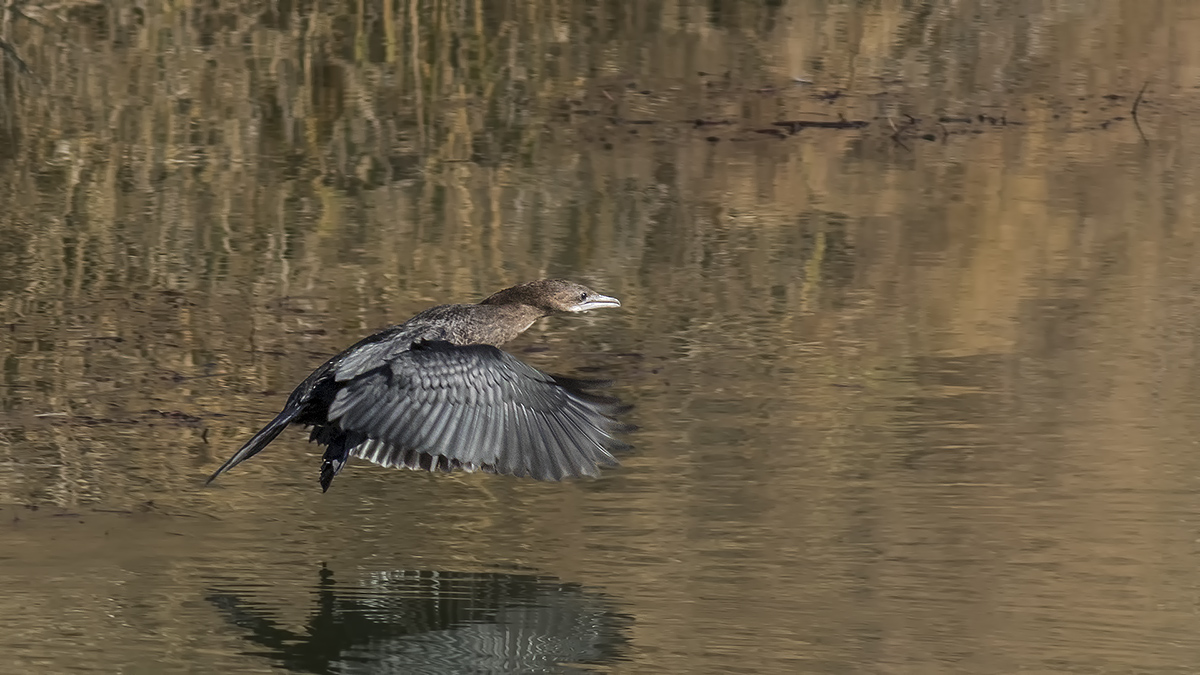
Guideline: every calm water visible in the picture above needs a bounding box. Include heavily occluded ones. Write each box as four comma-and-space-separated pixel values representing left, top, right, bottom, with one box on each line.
3, 1, 1200, 673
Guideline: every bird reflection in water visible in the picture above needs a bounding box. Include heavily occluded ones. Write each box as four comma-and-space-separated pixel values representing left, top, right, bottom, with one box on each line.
206, 566, 631, 674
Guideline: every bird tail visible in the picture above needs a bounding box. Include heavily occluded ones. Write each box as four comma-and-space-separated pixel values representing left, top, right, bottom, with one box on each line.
205, 411, 294, 485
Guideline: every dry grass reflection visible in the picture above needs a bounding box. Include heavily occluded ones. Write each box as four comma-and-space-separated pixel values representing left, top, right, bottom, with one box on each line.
2, 0, 1200, 673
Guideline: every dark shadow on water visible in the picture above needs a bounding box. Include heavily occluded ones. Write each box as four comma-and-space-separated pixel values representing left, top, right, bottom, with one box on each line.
206, 565, 632, 674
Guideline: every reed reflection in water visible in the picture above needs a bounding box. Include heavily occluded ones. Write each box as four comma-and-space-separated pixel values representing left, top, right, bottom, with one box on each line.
2, 0, 1200, 673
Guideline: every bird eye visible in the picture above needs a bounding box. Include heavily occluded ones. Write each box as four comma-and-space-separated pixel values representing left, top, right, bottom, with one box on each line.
579, 292, 587, 301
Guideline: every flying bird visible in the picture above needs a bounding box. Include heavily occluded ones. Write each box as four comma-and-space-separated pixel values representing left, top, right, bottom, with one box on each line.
206, 279, 631, 491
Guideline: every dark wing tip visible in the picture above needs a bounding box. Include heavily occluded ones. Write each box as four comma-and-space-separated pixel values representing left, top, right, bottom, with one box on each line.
551, 374, 615, 390
551, 375, 634, 417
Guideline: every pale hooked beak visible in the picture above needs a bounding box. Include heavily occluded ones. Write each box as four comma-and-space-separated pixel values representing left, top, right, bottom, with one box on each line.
571, 293, 621, 312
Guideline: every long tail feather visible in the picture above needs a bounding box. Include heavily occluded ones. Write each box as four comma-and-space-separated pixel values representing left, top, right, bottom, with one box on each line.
205, 411, 295, 485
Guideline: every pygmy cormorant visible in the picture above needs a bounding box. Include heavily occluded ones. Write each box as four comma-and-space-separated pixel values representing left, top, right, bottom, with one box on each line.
206, 279, 630, 492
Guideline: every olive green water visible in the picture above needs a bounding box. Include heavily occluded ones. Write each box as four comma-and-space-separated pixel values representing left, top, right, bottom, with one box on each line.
3, 1, 1200, 673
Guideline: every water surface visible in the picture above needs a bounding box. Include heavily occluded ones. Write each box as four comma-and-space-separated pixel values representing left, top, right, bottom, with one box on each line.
3, 1, 1200, 672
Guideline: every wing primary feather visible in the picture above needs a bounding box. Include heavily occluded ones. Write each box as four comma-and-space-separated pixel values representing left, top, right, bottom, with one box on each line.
559, 404, 609, 456
519, 403, 545, 478
529, 410, 562, 480
475, 404, 501, 465
521, 404, 554, 480
402, 400, 433, 449
501, 401, 525, 477
434, 397, 470, 457
544, 409, 593, 477
430, 394, 459, 453
444, 404, 477, 461
539, 410, 579, 479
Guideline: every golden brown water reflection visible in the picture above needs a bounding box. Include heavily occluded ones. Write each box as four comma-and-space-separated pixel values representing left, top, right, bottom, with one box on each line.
3, 0, 1200, 672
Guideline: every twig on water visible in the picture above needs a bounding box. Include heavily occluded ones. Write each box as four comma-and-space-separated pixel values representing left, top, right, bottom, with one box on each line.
888, 114, 918, 151
1131, 80, 1149, 144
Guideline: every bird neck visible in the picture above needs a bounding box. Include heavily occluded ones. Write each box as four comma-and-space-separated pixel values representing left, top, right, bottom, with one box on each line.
484, 303, 547, 343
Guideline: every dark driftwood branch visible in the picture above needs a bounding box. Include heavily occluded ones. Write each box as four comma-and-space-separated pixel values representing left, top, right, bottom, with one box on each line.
771, 119, 869, 134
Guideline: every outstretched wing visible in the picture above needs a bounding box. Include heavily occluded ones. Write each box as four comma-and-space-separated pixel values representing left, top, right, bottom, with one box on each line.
325, 341, 631, 481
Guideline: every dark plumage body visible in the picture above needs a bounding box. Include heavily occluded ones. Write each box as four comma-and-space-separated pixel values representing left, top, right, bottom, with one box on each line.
207, 280, 630, 492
